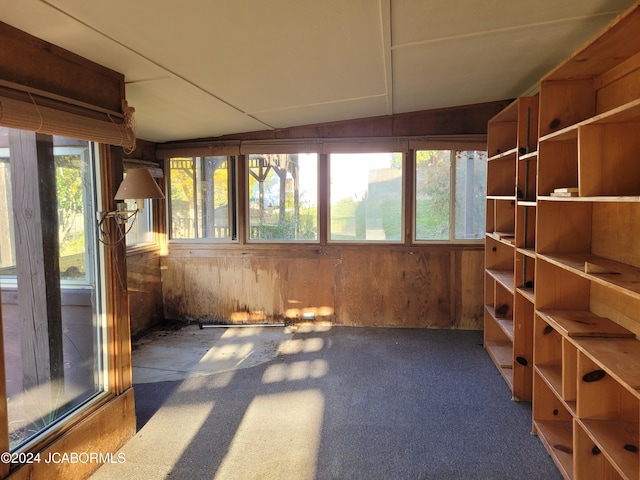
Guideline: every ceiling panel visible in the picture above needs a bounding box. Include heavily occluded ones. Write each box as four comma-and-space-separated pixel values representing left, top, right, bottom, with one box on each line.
126, 78, 270, 142
0, 0, 636, 142
391, 0, 634, 46
44, 0, 389, 112
392, 13, 632, 113
250, 94, 390, 130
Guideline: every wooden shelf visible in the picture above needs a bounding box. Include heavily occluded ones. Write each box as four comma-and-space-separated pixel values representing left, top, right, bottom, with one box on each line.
533, 420, 574, 480
486, 231, 516, 245
488, 148, 517, 161
538, 253, 640, 298
489, 6, 640, 478
538, 195, 640, 203
573, 337, 640, 399
519, 151, 538, 161
516, 287, 534, 304
516, 247, 536, 258
539, 98, 640, 144
537, 310, 634, 338
485, 96, 537, 401
578, 419, 639, 480
486, 268, 514, 293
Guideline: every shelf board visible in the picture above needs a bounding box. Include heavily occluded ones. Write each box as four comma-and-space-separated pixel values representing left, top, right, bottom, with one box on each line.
539, 125, 578, 143
516, 287, 535, 304
486, 231, 516, 245
517, 200, 536, 207
487, 148, 517, 161
538, 195, 640, 203
516, 247, 536, 259
539, 98, 640, 144
518, 151, 538, 161
537, 310, 634, 338
485, 340, 513, 369
535, 364, 563, 399
533, 420, 574, 480
485, 305, 514, 339
578, 418, 639, 480
486, 268, 515, 293
486, 195, 517, 201
537, 253, 640, 299
572, 337, 640, 399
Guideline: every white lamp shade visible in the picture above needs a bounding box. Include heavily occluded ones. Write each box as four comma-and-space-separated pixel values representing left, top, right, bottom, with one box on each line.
114, 168, 165, 200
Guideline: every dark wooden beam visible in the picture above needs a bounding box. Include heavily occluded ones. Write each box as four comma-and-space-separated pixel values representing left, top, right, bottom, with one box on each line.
8, 130, 63, 390
161, 100, 513, 149
0, 21, 124, 113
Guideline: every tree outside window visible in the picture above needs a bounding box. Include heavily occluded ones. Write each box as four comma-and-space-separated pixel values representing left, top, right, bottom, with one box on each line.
247, 153, 318, 241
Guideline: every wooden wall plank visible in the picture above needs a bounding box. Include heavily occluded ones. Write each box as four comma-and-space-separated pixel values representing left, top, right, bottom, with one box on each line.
157, 100, 510, 152
126, 249, 164, 337
0, 22, 124, 112
161, 244, 484, 329
8, 389, 136, 480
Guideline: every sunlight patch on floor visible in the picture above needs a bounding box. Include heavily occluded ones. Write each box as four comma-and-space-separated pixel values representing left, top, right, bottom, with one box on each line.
213, 389, 324, 480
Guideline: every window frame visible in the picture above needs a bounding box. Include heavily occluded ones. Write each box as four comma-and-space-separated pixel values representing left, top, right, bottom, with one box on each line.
166, 156, 238, 243
412, 149, 486, 245
327, 151, 406, 245
245, 152, 320, 244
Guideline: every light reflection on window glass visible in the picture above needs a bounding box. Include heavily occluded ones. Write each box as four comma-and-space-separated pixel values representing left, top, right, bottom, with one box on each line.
329, 152, 403, 242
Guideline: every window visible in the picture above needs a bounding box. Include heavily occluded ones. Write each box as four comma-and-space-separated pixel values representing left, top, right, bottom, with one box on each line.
0, 128, 106, 449
414, 150, 487, 241
168, 156, 235, 240
248, 153, 318, 241
124, 198, 153, 246
329, 152, 403, 242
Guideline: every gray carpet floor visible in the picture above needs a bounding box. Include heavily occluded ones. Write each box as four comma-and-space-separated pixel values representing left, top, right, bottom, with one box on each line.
92, 326, 562, 480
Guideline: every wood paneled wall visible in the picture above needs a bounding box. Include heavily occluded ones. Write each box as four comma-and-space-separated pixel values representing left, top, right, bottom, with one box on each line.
158, 104, 503, 331
127, 248, 164, 336
162, 244, 484, 329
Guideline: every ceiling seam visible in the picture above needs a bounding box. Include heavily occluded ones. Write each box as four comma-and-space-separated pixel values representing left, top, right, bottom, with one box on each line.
391, 9, 627, 50
246, 94, 389, 116
38, 0, 277, 131
380, 0, 393, 116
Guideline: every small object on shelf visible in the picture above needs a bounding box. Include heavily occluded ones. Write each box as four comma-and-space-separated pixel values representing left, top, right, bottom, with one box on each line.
553, 444, 573, 454
582, 369, 606, 382
550, 187, 578, 197
495, 304, 510, 317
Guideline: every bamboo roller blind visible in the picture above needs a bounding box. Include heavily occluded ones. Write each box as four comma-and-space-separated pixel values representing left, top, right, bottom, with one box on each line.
0, 87, 135, 149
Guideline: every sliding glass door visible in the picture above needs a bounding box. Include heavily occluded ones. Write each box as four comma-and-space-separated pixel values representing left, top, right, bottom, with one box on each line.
0, 127, 106, 450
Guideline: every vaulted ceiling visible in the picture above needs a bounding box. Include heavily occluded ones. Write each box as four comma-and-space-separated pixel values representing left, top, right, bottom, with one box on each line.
0, 0, 635, 143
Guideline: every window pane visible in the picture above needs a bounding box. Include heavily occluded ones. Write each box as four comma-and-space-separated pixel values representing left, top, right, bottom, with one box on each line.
248, 153, 318, 241
454, 150, 487, 240
329, 153, 403, 242
415, 150, 451, 241
1, 131, 104, 450
125, 198, 153, 246
169, 156, 233, 240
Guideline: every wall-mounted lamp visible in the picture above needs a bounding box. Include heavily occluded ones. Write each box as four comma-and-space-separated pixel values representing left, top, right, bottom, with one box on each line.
97, 168, 165, 245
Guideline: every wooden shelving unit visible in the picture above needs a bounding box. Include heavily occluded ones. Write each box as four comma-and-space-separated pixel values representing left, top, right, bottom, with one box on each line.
484, 95, 538, 401
485, 3, 640, 479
